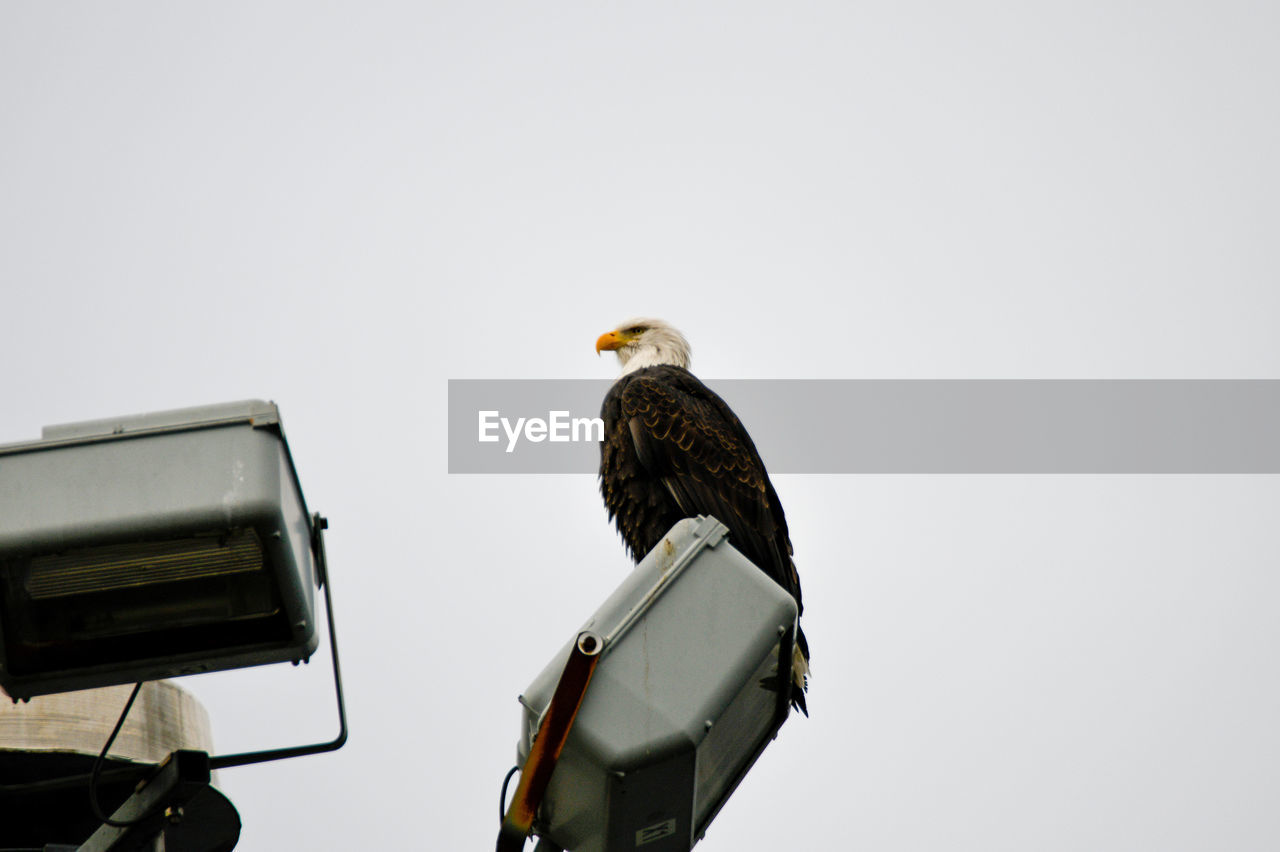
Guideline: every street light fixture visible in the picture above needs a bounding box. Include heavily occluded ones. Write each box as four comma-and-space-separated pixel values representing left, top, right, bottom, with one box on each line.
502, 516, 800, 852
0, 400, 320, 701
0, 400, 347, 850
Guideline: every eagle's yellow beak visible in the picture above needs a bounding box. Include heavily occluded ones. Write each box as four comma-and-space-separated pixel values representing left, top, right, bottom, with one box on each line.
595, 330, 626, 353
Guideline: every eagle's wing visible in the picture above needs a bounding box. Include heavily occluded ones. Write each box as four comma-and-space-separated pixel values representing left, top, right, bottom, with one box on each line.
618, 372, 803, 610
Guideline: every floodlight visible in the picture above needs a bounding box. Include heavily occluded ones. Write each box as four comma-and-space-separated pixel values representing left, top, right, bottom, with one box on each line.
505, 516, 799, 852
0, 401, 320, 701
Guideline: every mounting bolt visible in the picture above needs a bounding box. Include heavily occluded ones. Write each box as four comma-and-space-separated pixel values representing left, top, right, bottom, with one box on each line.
165, 805, 184, 824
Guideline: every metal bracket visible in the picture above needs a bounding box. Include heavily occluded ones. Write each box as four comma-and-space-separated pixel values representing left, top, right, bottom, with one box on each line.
206, 513, 348, 771
78, 750, 211, 851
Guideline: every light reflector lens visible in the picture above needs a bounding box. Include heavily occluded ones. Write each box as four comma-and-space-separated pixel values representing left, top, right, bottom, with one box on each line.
0, 528, 290, 678
26, 530, 264, 599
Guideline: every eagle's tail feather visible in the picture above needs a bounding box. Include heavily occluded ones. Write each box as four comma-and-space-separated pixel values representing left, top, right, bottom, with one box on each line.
791, 642, 810, 717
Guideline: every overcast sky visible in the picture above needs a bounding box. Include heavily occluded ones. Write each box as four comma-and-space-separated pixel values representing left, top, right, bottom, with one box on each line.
2, 2, 1278, 850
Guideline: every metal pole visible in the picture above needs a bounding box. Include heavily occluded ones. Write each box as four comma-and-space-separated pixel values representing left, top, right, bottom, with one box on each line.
497, 631, 604, 852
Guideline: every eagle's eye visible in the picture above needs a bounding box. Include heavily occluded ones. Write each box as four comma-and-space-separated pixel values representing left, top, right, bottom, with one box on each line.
626, 325, 646, 335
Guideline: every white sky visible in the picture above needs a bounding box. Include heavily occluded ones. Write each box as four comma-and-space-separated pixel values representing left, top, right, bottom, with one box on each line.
2, 2, 1278, 849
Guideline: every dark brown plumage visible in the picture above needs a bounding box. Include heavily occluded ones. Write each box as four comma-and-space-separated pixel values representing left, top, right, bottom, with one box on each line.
597, 357, 809, 715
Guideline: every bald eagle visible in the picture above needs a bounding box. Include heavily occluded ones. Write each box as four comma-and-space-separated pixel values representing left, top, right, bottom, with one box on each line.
596, 318, 810, 715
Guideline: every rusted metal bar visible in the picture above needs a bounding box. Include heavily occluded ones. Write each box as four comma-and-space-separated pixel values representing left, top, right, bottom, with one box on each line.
497, 630, 604, 852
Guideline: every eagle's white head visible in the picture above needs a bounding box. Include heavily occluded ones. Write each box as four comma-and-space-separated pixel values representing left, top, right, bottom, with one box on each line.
595, 318, 692, 375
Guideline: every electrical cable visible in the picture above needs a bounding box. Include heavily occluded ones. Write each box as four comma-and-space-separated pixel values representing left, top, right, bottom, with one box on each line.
88, 682, 155, 828
499, 765, 520, 824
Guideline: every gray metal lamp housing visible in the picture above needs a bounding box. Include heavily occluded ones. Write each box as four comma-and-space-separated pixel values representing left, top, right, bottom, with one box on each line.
517, 516, 799, 852
0, 400, 319, 701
